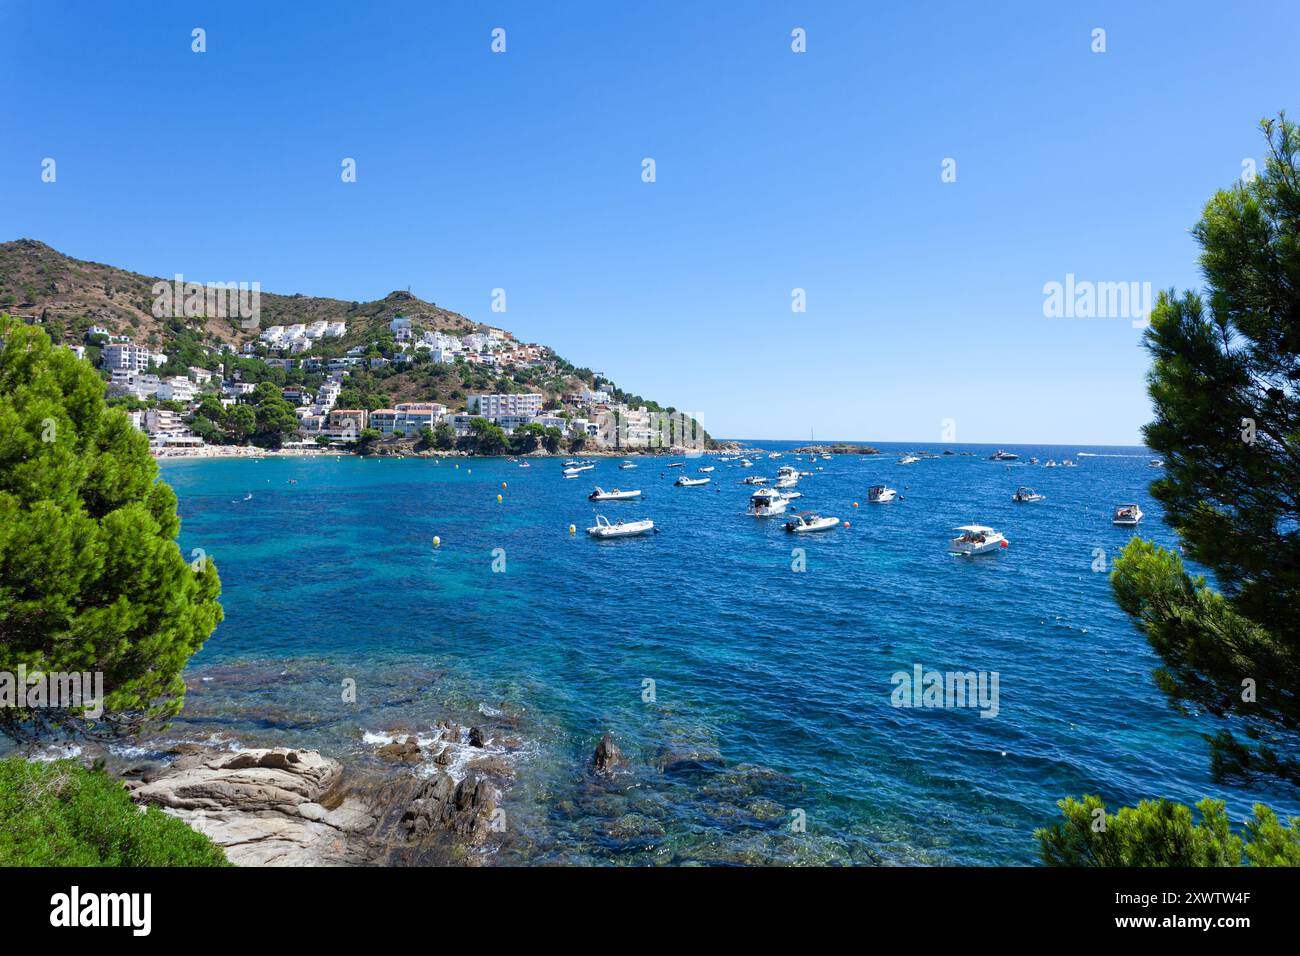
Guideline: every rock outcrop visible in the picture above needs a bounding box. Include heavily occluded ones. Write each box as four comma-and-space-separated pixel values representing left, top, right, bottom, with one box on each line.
401, 773, 499, 843
592, 733, 623, 773
126, 747, 373, 866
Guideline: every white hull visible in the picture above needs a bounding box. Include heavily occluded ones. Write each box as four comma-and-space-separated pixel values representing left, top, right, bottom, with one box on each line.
589, 489, 642, 501
587, 516, 654, 538
675, 477, 711, 487
786, 517, 840, 533
949, 538, 1004, 555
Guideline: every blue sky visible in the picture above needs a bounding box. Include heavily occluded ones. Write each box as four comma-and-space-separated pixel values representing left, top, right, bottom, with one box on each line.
2, 1, 1295, 443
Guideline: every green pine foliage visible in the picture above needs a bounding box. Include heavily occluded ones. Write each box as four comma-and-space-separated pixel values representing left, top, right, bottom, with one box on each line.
0, 315, 223, 740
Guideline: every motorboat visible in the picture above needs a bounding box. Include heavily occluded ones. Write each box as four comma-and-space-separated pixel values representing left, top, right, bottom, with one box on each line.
563, 463, 595, 477
746, 488, 790, 516
768, 452, 782, 459
1062, 459, 1077, 468
587, 515, 655, 539
739, 458, 754, 468
1011, 487, 1046, 503
1112, 504, 1143, 526
775, 475, 799, 489
739, 475, 769, 485
948, 524, 1007, 556
518, 460, 531, 468
1149, 459, 1163, 468
867, 485, 897, 503
989, 450, 1018, 461
898, 454, 920, 465
821, 455, 832, 461
1043, 460, 1058, 468
783, 511, 840, 533
698, 465, 715, 473
620, 461, 638, 470
666, 462, 684, 468
589, 486, 642, 501
1029, 457, 1039, 465
675, 475, 710, 487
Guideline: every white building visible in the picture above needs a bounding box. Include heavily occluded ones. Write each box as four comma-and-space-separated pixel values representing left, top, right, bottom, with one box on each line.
467, 393, 543, 419
101, 342, 164, 373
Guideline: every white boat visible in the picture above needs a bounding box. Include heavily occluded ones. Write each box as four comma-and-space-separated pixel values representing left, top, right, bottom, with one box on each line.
518, 461, 531, 468
1149, 459, 1163, 468
1062, 459, 1077, 468
739, 459, 754, 468
739, 475, 769, 485
563, 464, 594, 477
675, 475, 710, 487
1113, 504, 1143, 526
777, 464, 798, 478
1011, 486, 1046, 503
587, 514, 655, 539
948, 524, 1007, 556
782, 491, 802, 500
1043, 460, 1058, 468
867, 485, 897, 503
698, 465, 715, 473
775, 476, 798, 489
620, 461, 638, 470
589, 486, 642, 501
821, 455, 832, 461
783, 511, 840, 533
898, 454, 920, 465
989, 450, 1018, 461
768, 452, 781, 459
666, 462, 684, 469
746, 488, 790, 517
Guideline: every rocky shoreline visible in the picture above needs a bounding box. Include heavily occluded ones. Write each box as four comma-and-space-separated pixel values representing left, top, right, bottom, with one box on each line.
123, 721, 512, 866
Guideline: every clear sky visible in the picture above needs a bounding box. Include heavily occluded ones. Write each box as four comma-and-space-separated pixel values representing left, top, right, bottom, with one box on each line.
2, 1, 1295, 443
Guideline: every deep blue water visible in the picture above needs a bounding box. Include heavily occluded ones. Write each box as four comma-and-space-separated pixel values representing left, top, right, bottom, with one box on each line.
151, 441, 1298, 865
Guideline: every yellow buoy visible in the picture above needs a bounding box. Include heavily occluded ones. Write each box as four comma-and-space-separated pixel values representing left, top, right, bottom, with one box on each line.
568, 524, 576, 535
432, 536, 441, 548
496, 494, 503, 502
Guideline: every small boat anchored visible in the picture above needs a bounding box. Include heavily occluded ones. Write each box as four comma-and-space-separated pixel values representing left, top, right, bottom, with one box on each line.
783, 511, 841, 533
867, 485, 897, 503
620, 461, 638, 470
746, 488, 790, 517
1011, 487, 1046, 503
587, 515, 655, 539
989, 450, 1019, 461
948, 524, 1008, 556
675, 475, 711, 487
1112, 504, 1143, 526
589, 486, 642, 501
898, 454, 920, 465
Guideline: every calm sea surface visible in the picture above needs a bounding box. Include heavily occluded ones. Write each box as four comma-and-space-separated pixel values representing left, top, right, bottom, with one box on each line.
145, 441, 1297, 865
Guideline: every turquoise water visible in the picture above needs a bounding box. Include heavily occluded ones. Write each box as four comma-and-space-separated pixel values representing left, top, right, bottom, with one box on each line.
153, 442, 1297, 865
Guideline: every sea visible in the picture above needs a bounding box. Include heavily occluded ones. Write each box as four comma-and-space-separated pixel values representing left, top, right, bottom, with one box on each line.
98, 441, 1299, 864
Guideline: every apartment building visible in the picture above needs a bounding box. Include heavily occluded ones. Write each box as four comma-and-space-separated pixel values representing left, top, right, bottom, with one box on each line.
467, 393, 543, 419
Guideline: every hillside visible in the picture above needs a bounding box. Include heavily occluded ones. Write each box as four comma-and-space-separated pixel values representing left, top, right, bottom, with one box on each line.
0, 239, 477, 352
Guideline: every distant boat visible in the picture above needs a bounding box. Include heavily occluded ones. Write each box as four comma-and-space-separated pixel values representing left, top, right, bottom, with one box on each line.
563, 464, 594, 477
1149, 458, 1164, 468
739, 475, 768, 485
666, 462, 684, 468
898, 454, 920, 465
518, 461, 531, 468
698, 465, 715, 473
620, 461, 638, 470
989, 450, 1018, 461
1011, 487, 1046, 503
949, 524, 1007, 556
783, 511, 840, 533
1112, 504, 1143, 526
589, 486, 641, 501
675, 475, 710, 487
587, 515, 654, 539
867, 485, 897, 503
